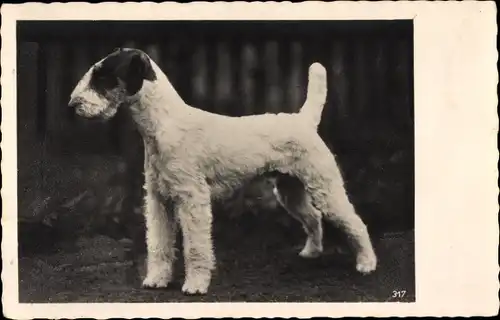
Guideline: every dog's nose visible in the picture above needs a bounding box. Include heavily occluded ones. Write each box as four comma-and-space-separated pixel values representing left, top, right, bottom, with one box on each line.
68, 99, 82, 109
69, 99, 86, 116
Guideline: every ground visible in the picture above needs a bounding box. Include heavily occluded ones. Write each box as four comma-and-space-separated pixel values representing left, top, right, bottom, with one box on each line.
17, 139, 415, 303
19, 228, 414, 303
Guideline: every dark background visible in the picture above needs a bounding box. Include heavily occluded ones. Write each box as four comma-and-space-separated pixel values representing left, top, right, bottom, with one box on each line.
17, 20, 415, 302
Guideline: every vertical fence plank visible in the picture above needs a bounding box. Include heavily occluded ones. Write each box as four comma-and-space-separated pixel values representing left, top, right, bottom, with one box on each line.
363, 39, 381, 122
162, 40, 180, 97
36, 42, 47, 137
17, 42, 40, 217
330, 40, 348, 119
373, 38, 388, 119
386, 38, 399, 127
386, 38, 413, 134
287, 41, 304, 113
17, 42, 39, 144
240, 42, 258, 116
214, 41, 232, 115
264, 41, 282, 113
353, 40, 368, 119
396, 38, 413, 133
45, 42, 65, 151
229, 38, 243, 117
192, 42, 208, 108
72, 42, 91, 86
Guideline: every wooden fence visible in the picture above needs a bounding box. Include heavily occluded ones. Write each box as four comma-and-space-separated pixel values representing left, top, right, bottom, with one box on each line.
17, 20, 413, 155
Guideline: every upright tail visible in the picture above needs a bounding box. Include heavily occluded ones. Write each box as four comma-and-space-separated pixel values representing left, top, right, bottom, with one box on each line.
299, 62, 327, 127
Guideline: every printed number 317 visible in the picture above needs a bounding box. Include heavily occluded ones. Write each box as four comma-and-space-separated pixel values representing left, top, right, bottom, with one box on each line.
392, 290, 406, 298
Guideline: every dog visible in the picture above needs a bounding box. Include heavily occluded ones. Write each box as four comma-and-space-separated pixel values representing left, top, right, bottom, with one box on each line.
69, 48, 377, 295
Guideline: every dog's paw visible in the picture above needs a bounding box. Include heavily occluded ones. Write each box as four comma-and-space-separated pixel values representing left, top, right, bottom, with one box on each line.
141, 274, 170, 289
182, 270, 211, 295
355, 252, 377, 274
181, 280, 209, 296
298, 238, 323, 259
299, 246, 323, 259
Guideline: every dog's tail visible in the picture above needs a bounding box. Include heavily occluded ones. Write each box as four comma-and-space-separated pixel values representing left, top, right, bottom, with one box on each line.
299, 62, 327, 127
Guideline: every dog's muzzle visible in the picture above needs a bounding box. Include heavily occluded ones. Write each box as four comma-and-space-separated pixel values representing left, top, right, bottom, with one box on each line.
68, 98, 88, 117
68, 98, 95, 118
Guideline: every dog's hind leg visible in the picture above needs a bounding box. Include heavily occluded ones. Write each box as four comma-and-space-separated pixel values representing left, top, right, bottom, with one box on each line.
304, 164, 377, 274
324, 188, 377, 274
176, 181, 215, 295
274, 174, 324, 258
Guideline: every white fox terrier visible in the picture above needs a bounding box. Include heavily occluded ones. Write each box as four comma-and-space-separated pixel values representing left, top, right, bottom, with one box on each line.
69, 48, 377, 295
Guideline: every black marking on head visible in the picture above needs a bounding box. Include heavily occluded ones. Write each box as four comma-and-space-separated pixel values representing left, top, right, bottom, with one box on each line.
89, 48, 157, 96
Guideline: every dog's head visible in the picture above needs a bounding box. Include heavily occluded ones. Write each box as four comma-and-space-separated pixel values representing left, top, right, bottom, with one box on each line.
68, 48, 157, 120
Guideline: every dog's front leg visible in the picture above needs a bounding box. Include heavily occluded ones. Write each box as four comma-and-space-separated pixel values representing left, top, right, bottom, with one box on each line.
141, 189, 178, 289
176, 185, 215, 295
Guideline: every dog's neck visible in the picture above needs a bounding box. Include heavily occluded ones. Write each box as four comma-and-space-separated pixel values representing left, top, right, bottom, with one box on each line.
127, 61, 191, 139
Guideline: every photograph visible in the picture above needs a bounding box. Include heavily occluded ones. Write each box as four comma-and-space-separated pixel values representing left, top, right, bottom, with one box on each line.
2, 2, 497, 318
16, 18, 415, 303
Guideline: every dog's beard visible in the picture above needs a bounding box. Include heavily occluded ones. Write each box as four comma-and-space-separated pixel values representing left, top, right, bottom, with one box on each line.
99, 104, 119, 120
75, 100, 119, 120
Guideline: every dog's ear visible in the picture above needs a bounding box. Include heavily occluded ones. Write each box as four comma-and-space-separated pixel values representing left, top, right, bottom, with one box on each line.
121, 51, 157, 95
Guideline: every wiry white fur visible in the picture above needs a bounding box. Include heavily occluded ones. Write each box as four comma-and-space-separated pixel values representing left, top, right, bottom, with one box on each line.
300, 62, 328, 126
70, 51, 377, 295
